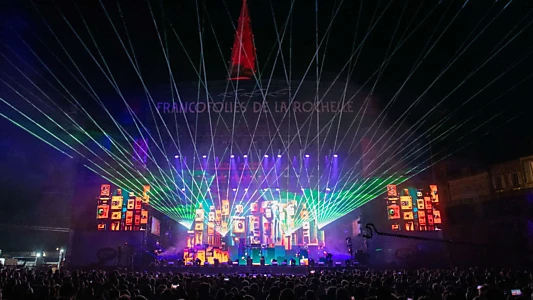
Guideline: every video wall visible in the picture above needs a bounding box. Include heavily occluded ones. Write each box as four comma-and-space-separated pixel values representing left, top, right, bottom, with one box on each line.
96, 184, 150, 232
189, 198, 324, 251
385, 184, 442, 231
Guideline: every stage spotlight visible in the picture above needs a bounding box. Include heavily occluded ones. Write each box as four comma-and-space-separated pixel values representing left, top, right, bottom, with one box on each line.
232, 188, 237, 192
230, 155, 234, 158
244, 188, 248, 192
305, 154, 310, 158
264, 154, 269, 158
326, 188, 331, 192
202, 155, 207, 158
243, 155, 248, 158
275, 188, 280, 191
333, 154, 338, 157
277, 154, 282, 158
263, 188, 268, 191
181, 188, 186, 191
174, 155, 179, 158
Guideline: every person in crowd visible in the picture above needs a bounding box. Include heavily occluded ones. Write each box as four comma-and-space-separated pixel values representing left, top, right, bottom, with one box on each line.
0, 267, 522, 300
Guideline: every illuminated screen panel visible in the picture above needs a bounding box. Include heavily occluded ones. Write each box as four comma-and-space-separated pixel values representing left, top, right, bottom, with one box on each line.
385, 184, 442, 231
151, 217, 161, 236
96, 184, 150, 231
179, 160, 327, 251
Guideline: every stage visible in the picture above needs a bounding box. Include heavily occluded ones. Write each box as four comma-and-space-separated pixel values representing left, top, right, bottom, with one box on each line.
67, 265, 364, 275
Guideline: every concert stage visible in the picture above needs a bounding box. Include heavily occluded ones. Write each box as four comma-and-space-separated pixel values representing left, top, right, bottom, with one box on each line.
75, 265, 363, 275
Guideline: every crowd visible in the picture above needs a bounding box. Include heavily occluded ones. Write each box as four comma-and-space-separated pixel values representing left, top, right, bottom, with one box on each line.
0, 267, 530, 300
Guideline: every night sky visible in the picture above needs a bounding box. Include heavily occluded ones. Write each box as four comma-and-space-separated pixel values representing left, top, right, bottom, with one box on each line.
0, 0, 532, 251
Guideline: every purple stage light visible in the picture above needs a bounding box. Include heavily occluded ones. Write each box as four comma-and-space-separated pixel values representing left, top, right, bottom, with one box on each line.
230, 155, 235, 158
333, 154, 338, 158
277, 154, 282, 158
243, 155, 248, 158
232, 188, 237, 192
305, 154, 310, 158
174, 155, 179, 158
244, 188, 248, 192
202, 155, 207, 158
264, 155, 269, 158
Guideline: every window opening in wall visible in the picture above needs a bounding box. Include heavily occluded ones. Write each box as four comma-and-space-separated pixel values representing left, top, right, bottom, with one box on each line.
495, 176, 503, 190
511, 173, 520, 187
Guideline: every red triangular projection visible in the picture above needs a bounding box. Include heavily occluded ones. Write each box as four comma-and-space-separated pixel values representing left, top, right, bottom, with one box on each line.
229, 0, 256, 80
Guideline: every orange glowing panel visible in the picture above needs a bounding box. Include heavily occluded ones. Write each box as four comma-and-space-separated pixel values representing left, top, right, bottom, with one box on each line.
97, 223, 106, 230
194, 222, 204, 231
427, 212, 434, 225
391, 224, 400, 231
142, 185, 150, 204
433, 210, 442, 224
126, 199, 134, 210
125, 211, 133, 225
215, 210, 221, 222
387, 185, 398, 197
400, 196, 412, 210
424, 197, 432, 210
403, 211, 414, 220
208, 212, 215, 222
97, 205, 109, 219
405, 222, 414, 231
221, 200, 230, 216
134, 214, 141, 225
116, 189, 122, 196
207, 222, 215, 235
387, 204, 400, 220
100, 184, 111, 197
430, 185, 439, 203
140, 210, 148, 224
111, 196, 123, 210
417, 199, 425, 210
418, 211, 426, 225
135, 197, 142, 210
235, 205, 244, 214
111, 211, 121, 220
111, 221, 121, 231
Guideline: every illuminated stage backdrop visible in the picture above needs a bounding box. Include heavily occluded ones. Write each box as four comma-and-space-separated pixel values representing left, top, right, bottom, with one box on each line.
157, 154, 408, 250
386, 184, 442, 231
96, 184, 151, 232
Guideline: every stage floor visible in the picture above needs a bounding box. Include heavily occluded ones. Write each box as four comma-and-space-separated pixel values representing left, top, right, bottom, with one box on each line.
67, 265, 363, 275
